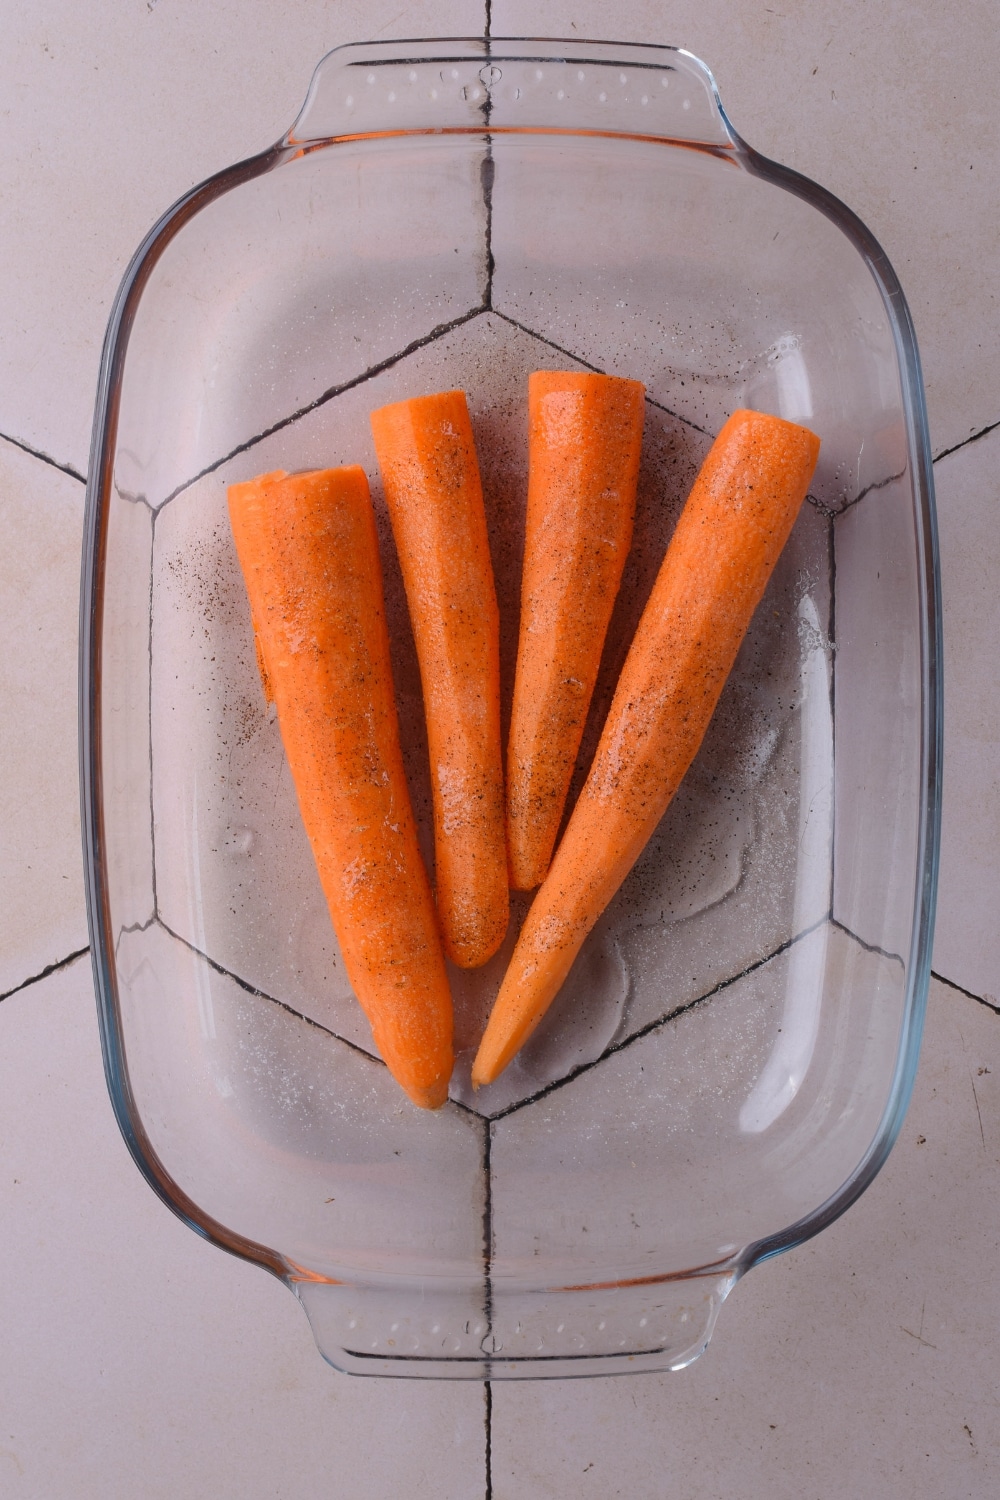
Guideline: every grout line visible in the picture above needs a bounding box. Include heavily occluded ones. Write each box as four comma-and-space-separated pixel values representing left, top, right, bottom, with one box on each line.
114, 485, 157, 513
0, 946, 91, 1004
823, 467, 907, 520
484, 1, 492, 43
488, 310, 710, 435
484, 1377, 493, 1500
481, 1110, 495, 1488
114, 915, 157, 962
155, 917, 382, 1058
643, 395, 710, 435
155, 305, 486, 510
481, 140, 495, 310
933, 417, 1000, 465
828, 509, 838, 913
931, 969, 1000, 1017
487, 915, 830, 1121
481, 17, 494, 307
151, 917, 484, 1117
491, 309, 608, 372
0, 429, 86, 485
828, 915, 904, 967
481, 1120, 494, 1356
148, 505, 159, 917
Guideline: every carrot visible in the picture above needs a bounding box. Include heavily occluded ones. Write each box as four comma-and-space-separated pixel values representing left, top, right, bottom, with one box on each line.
227, 465, 454, 1109
507, 370, 645, 890
472, 409, 821, 1086
370, 390, 508, 969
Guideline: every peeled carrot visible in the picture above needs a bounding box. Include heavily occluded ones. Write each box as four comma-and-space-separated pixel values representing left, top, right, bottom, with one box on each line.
370, 391, 508, 969
227, 465, 453, 1109
507, 370, 645, 890
472, 409, 821, 1086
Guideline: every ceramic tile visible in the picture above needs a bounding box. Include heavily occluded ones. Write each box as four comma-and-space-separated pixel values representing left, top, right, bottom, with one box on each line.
113, 924, 487, 1301
933, 426, 1000, 1002
0, 957, 488, 1500
486, 924, 904, 1366
831, 475, 923, 961
112, 133, 490, 512
0, 0, 489, 476
490, 978, 1000, 1498
144, 309, 830, 1115
491, 0, 1000, 457
0, 438, 87, 996
489, 123, 905, 513
3, 0, 997, 1486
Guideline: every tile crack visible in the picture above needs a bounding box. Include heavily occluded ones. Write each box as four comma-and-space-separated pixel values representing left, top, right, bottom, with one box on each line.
0, 946, 90, 1003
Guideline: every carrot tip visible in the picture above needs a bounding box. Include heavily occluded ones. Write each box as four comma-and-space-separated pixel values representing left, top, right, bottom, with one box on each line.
408, 1079, 450, 1110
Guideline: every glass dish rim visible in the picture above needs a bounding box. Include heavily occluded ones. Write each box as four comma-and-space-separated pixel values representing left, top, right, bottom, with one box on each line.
78, 33, 943, 1314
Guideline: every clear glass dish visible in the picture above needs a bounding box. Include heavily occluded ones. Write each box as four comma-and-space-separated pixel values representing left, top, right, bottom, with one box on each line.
80, 37, 941, 1379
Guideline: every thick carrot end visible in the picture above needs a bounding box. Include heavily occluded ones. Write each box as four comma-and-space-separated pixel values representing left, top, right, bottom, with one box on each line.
370, 389, 472, 449
726, 408, 821, 473
527, 369, 646, 405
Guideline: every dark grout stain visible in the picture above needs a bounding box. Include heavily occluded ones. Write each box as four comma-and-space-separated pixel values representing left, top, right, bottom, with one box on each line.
931, 968, 1000, 1017
0, 429, 86, 486
933, 417, 1000, 466
0, 946, 91, 1004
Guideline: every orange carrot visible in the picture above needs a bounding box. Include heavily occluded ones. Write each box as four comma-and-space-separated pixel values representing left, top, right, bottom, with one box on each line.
472, 409, 820, 1086
227, 465, 453, 1109
370, 391, 508, 969
507, 370, 645, 890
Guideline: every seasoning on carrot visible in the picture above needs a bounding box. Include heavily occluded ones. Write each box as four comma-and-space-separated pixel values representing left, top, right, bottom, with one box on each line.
507, 370, 646, 890
472, 409, 821, 1087
227, 465, 454, 1109
370, 390, 509, 970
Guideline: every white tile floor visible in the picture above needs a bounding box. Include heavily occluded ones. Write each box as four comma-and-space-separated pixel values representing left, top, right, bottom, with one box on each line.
1, 2, 998, 1495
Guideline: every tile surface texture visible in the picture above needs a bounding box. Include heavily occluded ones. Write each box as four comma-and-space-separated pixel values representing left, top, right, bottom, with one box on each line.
0, 438, 87, 996
490, 980, 1000, 1500
492, 0, 998, 459
0, 0, 487, 476
1, 0, 998, 1496
933, 425, 1000, 1002
0, 959, 487, 1500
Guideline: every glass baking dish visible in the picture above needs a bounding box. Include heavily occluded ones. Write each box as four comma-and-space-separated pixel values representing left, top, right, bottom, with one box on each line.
80, 37, 940, 1378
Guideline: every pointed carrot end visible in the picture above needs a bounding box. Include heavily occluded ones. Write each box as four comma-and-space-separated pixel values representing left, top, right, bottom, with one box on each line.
401, 1072, 451, 1110
471, 1022, 517, 1090
470, 1056, 492, 1091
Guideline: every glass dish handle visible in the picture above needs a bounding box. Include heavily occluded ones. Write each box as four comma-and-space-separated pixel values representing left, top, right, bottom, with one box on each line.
288, 37, 738, 149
